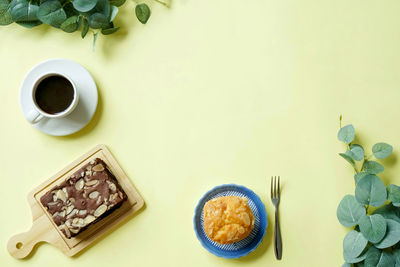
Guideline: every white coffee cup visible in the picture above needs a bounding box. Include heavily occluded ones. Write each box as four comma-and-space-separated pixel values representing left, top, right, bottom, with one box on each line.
26, 72, 79, 124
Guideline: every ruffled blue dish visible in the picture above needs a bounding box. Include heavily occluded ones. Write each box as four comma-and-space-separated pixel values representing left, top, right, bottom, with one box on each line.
193, 184, 268, 259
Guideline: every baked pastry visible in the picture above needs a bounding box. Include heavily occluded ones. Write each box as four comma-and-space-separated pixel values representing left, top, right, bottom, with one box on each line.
40, 158, 127, 238
203, 196, 255, 244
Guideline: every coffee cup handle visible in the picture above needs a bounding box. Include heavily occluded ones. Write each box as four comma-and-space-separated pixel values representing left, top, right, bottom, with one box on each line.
26, 109, 44, 124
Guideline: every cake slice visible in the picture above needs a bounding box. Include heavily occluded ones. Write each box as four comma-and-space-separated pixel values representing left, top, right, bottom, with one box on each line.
40, 158, 127, 238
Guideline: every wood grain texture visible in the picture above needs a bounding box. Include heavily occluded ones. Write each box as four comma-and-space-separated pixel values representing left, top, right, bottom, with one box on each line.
7, 144, 144, 259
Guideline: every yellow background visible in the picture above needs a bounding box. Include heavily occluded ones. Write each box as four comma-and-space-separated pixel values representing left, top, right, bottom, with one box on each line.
2, 0, 400, 266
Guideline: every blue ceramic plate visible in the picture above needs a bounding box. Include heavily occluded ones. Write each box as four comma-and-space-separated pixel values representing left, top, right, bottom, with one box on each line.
193, 184, 268, 258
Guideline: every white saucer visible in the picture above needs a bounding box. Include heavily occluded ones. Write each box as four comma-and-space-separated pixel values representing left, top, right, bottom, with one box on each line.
20, 59, 98, 136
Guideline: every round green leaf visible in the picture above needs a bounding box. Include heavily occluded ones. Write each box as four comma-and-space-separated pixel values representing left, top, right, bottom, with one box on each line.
0, 0, 13, 25
37, 0, 67, 28
355, 174, 387, 207
17, 20, 41, 28
339, 153, 355, 167
393, 248, 400, 266
355, 172, 368, 184
0, 11, 12, 25
338, 124, 355, 144
10, 0, 39, 22
88, 12, 108, 29
343, 230, 368, 261
101, 26, 119, 35
388, 184, 400, 207
342, 264, 351, 267
337, 195, 366, 227
135, 3, 150, 24
350, 144, 365, 161
72, 0, 97, 12
358, 214, 387, 243
92, 0, 110, 17
373, 143, 393, 159
374, 204, 400, 224
109, 0, 125, 7
365, 246, 395, 267
345, 252, 367, 264
345, 149, 356, 159
363, 161, 384, 174
0, 0, 9, 14
63, 2, 79, 17
81, 17, 89, 38
60, 15, 78, 33
375, 219, 400, 249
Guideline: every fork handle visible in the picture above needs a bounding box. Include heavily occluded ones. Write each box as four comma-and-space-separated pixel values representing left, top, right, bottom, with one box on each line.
274, 210, 282, 260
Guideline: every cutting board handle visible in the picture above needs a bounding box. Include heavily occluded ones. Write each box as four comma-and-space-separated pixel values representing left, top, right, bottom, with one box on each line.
7, 215, 54, 259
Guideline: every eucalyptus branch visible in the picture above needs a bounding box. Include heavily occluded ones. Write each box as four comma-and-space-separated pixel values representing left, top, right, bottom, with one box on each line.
0, 0, 158, 48
337, 117, 396, 265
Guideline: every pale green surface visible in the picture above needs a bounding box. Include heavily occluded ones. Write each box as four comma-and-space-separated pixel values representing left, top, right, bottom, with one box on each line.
2, 0, 400, 266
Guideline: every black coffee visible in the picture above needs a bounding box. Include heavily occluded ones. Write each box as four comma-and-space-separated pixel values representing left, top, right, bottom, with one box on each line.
35, 75, 74, 114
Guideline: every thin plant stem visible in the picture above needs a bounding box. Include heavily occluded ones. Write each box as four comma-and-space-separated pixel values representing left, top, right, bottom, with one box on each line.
154, 0, 168, 6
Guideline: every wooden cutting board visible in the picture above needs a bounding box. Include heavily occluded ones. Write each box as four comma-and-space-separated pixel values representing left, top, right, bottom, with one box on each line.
7, 144, 144, 259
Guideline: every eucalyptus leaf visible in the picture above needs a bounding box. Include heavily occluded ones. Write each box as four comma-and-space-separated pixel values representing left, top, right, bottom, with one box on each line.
374, 204, 400, 224
0, 0, 8, 14
17, 20, 41, 27
355, 174, 387, 207
363, 161, 384, 174
350, 144, 365, 161
0, 11, 12, 26
373, 143, 393, 159
92, 0, 110, 17
109, 0, 125, 7
355, 172, 368, 184
77, 15, 82, 29
63, 2, 79, 17
135, 3, 150, 24
60, 15, 78, 33
109, 5, 117, 22
88, 12, 107, 29
10, 0, 39, 22
388, 184, 400, 207
365, 246, 395, 267
101, 25, 119, 34
81, 17, 88, 38
343, 230, 368, 261
375, 219, 400, 249
358, 214, 387, 243
339, 153, 355, 168
72, 0, 97, 12
338, 124, 355, 144
345, 149, 357, 160
337, 195, 366, 227
0, 0, 13, 25
345, 252, 367, 264
393, 248, 400, 266
342, 264, 351, 267
37, 0, 66, 28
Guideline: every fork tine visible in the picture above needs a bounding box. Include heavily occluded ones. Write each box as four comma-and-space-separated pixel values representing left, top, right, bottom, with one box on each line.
270, 176, 273, 198
278, 176, 280, 198
273, 176, 277, 198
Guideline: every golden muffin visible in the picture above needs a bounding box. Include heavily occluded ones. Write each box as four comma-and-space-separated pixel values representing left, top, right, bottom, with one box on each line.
203, 196, 255, 244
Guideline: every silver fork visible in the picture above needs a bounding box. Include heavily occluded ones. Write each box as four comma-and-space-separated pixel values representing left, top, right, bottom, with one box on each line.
271, 176, 282, 260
